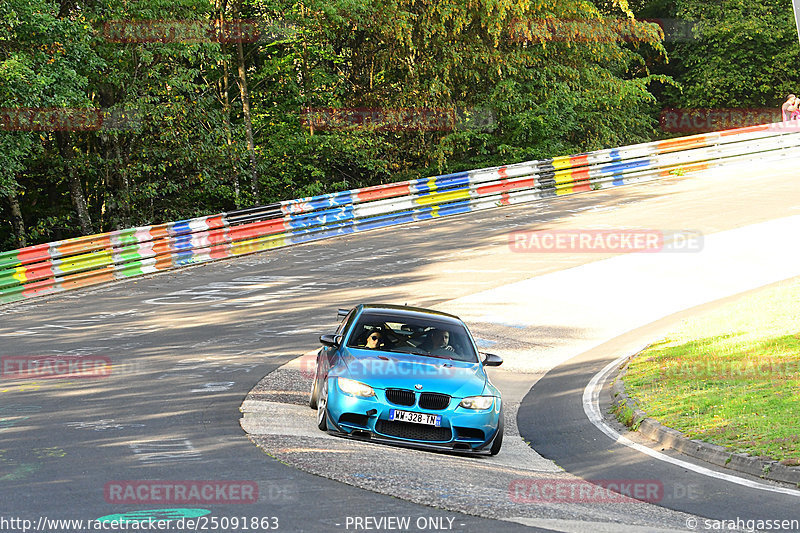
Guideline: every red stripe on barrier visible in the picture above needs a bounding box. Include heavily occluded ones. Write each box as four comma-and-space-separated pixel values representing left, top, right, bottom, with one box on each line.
17, 243, 51, 266
719, 124, 771, 137
476, 177, 537, 195
200, 227, 232, 260
55, 235, 112, 257
205, 215, 227, 230
21, 278, 57, 298
570, 154, 590, 168
656, 134, 712, 153
60, 267, 116, 290
355, 182, 413, 202
20, 262, 55, 283
206, 227, 229, 245
228, 218, 287, 241
208, 243, 232, 260
148, 224, 170, 241
154, 251, 173, 271
571, 168, 592, 192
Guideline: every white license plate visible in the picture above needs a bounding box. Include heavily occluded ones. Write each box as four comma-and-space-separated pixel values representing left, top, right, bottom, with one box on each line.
389, 409, 441, 426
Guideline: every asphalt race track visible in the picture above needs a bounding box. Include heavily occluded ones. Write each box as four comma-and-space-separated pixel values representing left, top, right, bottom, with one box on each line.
1, 159, 799, 532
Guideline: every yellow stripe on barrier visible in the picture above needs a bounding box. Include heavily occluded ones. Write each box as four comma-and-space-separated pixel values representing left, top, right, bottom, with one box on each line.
551, 156, 572, 170
55, 251, 113, 275
554, 169, 574, 195
414, 189, 471, 206
230, 234, 288, 256
13, 266, 27, 284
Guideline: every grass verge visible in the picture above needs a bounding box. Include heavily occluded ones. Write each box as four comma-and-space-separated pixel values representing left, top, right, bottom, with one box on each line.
622, 277, 800, 464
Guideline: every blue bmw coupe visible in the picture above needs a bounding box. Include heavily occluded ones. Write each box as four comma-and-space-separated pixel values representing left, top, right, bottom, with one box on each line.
309, 304, 504, 455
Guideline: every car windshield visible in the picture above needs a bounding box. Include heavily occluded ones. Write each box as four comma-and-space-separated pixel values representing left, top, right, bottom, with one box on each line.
346, 312, 479, 363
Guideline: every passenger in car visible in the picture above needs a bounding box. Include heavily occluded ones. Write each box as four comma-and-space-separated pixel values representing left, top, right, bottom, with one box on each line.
364, 329, 384, 349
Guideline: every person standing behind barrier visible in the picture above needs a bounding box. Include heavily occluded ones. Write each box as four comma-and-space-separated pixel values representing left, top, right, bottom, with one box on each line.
782, 94, 797, 122
792, 98, 800, 121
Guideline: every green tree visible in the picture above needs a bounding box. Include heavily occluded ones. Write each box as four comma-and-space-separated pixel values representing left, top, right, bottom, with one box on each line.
636, 0, 800, 109
2, 0, 672, 249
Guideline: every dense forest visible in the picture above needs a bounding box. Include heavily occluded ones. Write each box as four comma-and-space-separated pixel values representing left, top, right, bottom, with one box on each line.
1, 0, 798, 250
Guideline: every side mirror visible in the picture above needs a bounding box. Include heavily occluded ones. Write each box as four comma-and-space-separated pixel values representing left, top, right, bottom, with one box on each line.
337, 308, 350, 318
481, 352, 503, 367
320, 334, 341, 347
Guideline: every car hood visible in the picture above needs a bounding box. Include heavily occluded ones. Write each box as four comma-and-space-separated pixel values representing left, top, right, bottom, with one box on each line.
342, 350, 488, 398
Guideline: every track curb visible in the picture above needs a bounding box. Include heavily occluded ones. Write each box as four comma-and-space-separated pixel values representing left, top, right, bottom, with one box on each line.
611, 356, 800, 487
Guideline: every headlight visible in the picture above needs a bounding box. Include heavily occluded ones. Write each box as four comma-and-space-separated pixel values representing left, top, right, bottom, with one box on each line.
337, 378, 375, 397
459, 396, 494, 410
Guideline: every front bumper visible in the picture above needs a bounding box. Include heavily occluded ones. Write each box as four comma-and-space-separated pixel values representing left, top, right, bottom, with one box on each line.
324, 383, 501, 453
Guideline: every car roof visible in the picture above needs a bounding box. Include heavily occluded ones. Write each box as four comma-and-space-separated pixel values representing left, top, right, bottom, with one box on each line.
355, 304, 464, 325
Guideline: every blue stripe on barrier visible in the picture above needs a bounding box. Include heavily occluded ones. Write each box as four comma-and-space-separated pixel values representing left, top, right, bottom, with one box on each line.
412, 177, 434, 195
598, 159, 651, 175
435, 176, 470, 193
172, 234, 194, 251
415, 172, 471, 196
304, 192, 353, 211
289, 223, 356, 243
290, 218, 354, 236
356, 210, 418, 232
414, 206, 436, 221
436, 199, 472, 216
280, 181, 390, 214
171, 220, 192, 236
172, 249, 195, 266
435, 172, 470, 187
286, 205, 355, 229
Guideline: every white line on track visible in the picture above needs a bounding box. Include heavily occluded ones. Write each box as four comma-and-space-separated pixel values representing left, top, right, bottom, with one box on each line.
583, 348, 800, 498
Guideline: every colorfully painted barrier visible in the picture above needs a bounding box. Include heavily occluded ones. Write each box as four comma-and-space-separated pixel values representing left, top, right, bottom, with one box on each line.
2, 122, 799, 305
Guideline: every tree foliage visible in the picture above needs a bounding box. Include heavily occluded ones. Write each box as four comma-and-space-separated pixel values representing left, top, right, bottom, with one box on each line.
634, 0, 800, 108
12, 0, 775, 250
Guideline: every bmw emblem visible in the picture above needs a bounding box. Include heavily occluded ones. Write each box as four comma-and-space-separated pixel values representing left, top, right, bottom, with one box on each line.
414, 384, 423, 390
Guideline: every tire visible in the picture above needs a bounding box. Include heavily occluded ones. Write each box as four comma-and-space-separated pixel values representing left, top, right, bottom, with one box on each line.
308, 365, 320, 409
317, 378, 329, 431
489, 407, 504, 456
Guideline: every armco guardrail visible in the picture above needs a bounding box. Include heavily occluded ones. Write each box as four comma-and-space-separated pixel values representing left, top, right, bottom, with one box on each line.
2, 122, 800, 305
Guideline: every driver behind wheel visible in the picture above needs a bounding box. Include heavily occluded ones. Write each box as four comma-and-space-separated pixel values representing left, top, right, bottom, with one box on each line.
421, 328, 455, 356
